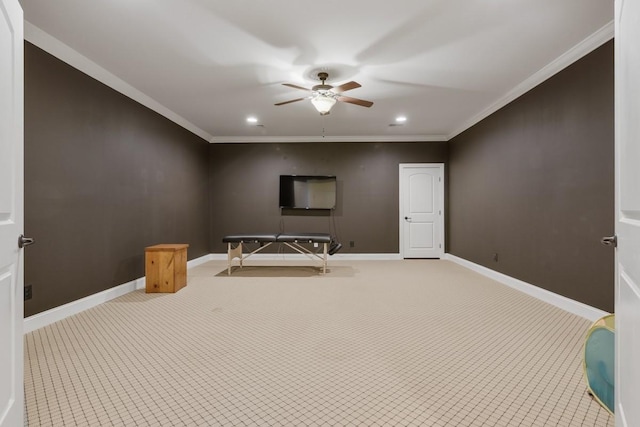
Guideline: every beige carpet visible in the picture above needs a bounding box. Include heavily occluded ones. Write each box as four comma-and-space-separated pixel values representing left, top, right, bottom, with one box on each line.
24, 260, 613, 426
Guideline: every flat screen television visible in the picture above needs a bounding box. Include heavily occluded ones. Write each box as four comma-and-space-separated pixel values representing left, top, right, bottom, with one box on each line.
279, 175, 337, 209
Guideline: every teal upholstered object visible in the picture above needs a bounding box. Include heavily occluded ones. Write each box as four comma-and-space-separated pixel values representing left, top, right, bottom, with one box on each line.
584, 315, 615, 414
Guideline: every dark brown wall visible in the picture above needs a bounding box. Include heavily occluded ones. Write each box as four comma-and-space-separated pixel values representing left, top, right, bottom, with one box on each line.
24, 37, 614, 315
208, 142, 448, 253
448, 41, 615, 311
24, 43, 210, 316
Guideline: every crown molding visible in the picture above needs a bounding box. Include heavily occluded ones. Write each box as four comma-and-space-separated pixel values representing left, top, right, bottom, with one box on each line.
447, 20, 615, 141
24, 21, 214, 142
208, 135, 448, 143
24, 20, 614, 145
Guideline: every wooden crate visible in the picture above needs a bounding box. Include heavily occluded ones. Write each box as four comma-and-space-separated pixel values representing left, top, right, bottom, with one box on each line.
145, 244, 189, 293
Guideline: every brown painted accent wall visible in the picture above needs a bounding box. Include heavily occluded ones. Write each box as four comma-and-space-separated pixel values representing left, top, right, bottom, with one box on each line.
24, 43, 210, 317
448, 41, 615, 311
24, 38, 613, 316
208, 142, 448, 254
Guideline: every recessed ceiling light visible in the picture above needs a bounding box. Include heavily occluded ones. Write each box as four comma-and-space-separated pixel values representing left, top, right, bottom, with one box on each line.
246, 116, 258, 123
395, 116, 407, 123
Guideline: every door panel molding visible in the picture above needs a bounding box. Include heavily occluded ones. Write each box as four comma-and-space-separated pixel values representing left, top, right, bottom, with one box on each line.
0, 0, 23, 426
615, 0, 640, 424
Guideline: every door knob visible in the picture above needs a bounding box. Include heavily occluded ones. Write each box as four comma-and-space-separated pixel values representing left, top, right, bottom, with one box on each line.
600, 235, 617, 248
18, 234, 35, 249
404, 216, 412, 221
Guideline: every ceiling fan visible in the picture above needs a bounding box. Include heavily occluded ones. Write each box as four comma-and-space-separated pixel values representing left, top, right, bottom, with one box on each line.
275, 72, 374, 115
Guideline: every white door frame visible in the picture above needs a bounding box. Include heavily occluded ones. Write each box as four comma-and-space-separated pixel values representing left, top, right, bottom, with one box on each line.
399, 163, 445, 258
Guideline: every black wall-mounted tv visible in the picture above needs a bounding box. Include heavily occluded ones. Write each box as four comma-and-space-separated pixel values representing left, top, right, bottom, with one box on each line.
279, 175, 337, 209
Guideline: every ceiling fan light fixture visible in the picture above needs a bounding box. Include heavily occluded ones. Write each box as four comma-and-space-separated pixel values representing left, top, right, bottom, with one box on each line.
310, 94, 337, 114
276, 72, 372, 114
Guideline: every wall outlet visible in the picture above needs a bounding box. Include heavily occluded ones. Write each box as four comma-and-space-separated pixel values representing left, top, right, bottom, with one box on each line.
24, 284, 32, 301
493, 253, 499, 262
350, 241, 355, 248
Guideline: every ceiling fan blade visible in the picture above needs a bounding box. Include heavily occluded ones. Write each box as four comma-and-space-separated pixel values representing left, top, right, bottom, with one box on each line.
336, 95, 373, 108
332, 81, 361, 93
282, 83, 311, 91
274, 97, 307, 106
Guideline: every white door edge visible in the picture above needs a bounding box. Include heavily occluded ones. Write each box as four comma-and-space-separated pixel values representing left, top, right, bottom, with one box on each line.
614, 0, 640, 424
0, 0, 24, 426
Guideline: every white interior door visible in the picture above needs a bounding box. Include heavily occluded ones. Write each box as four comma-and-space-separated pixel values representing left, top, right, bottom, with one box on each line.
400, 164, 444, 258
0, 0, 24, 426
615, 0, 640, 425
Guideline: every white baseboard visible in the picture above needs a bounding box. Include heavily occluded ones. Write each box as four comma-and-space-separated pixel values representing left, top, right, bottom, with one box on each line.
330, 253, 403, 260
24, 254, 212, 334
208, 253, 403, 261
443, 254, 609, 321
27, 252, 604, 333
24, 277, 145, 334
186, 253, 214, 268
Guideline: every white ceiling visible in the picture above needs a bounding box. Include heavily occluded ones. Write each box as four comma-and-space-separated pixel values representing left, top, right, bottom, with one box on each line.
20, 0, 614, 143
